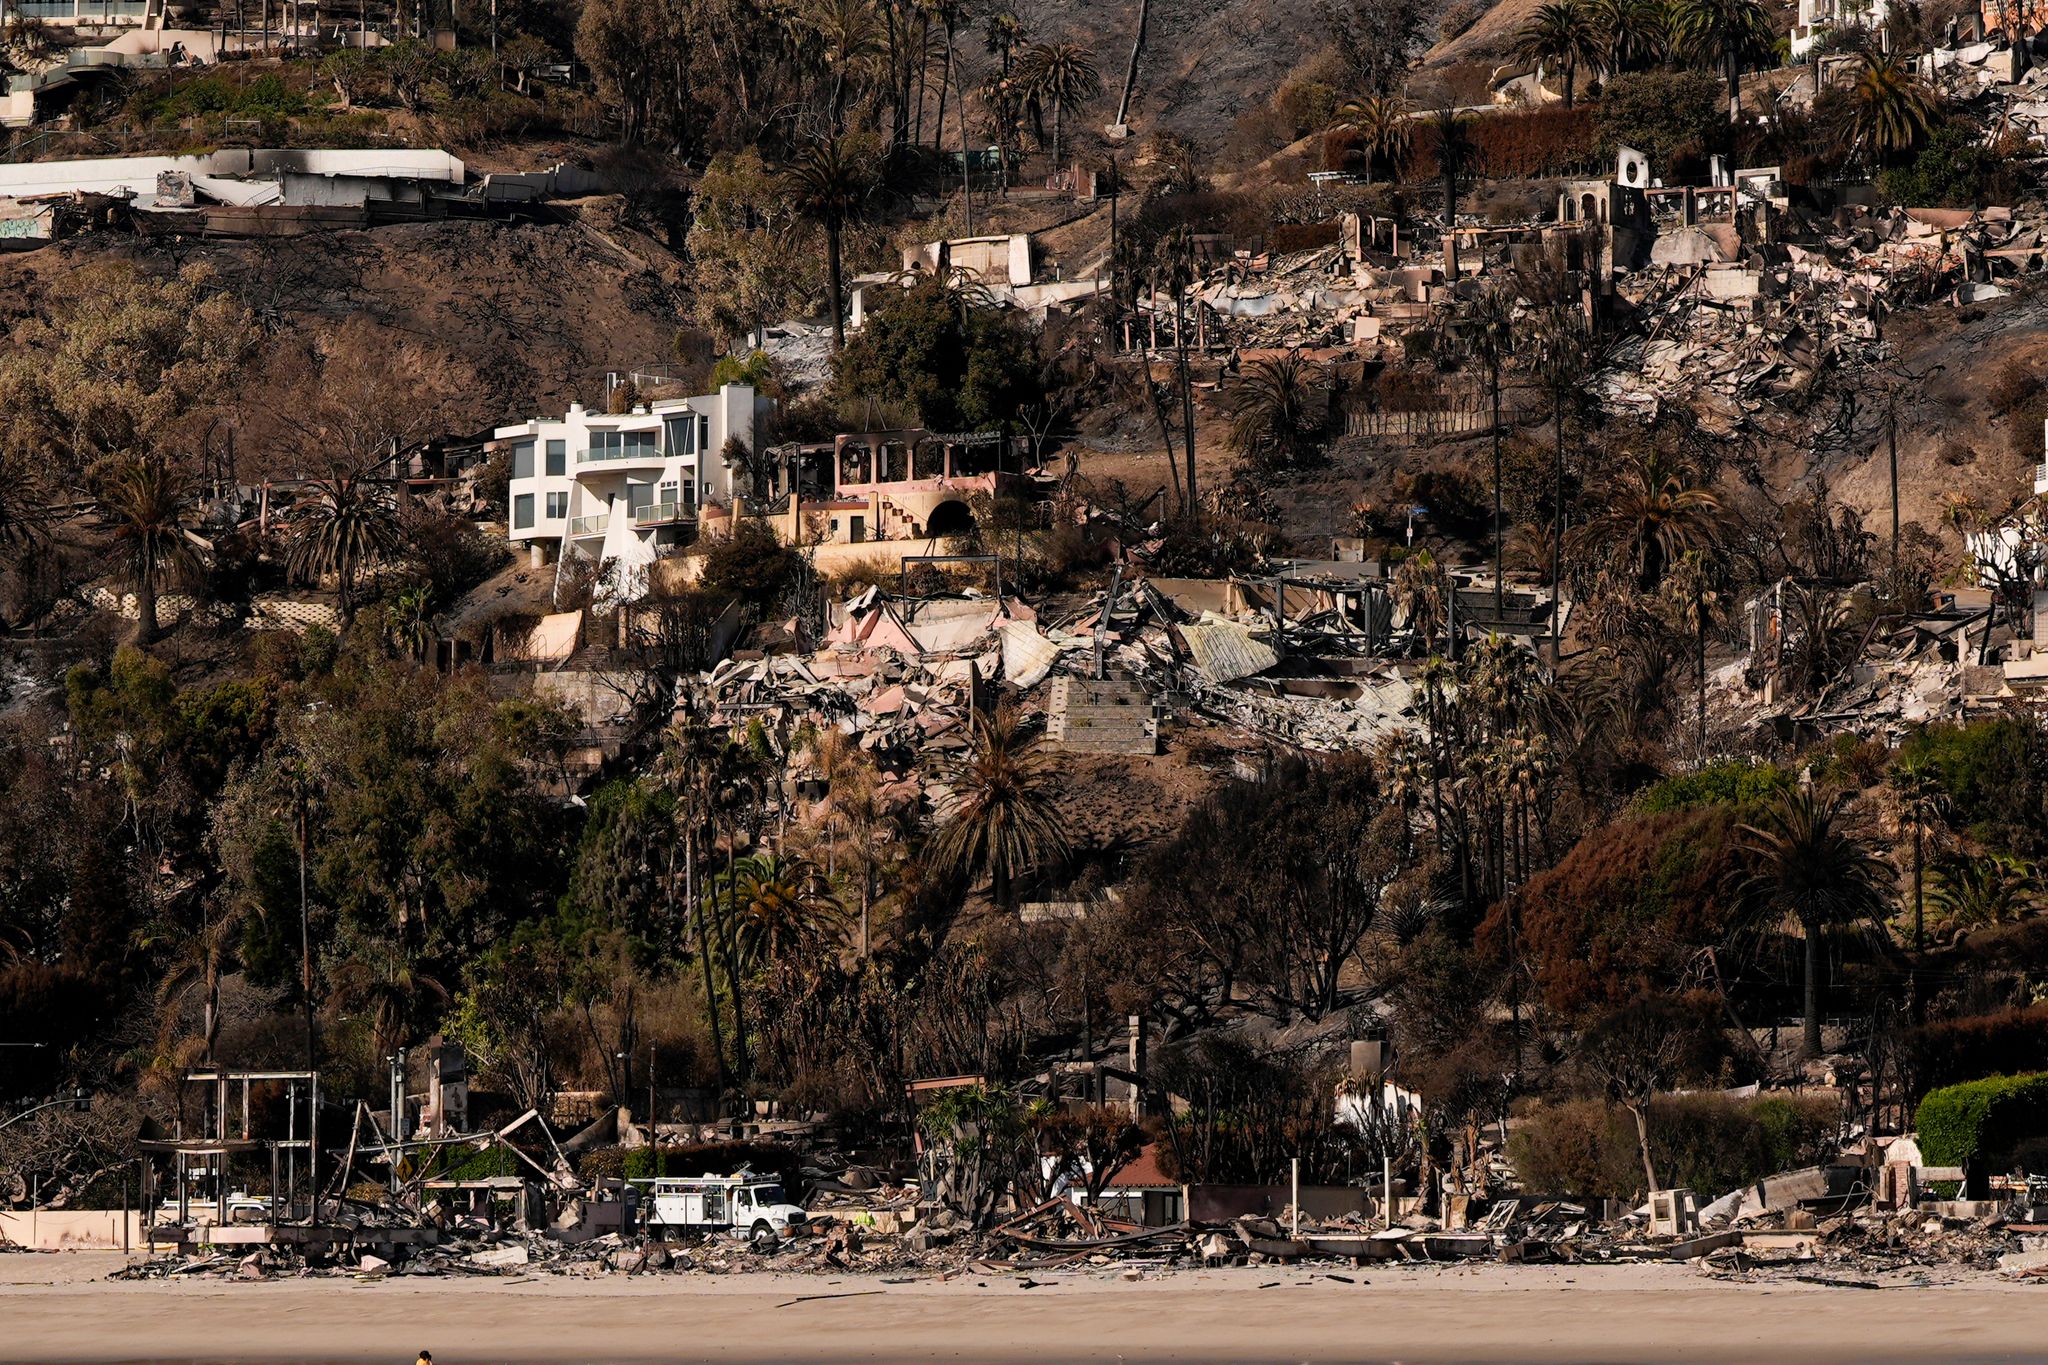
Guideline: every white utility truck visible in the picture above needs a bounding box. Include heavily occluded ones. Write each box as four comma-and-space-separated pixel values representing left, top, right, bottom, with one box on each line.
645, 1174, 810, 1245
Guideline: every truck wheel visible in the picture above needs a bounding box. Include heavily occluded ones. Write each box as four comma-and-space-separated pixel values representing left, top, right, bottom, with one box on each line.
749, 1221, 777, 1251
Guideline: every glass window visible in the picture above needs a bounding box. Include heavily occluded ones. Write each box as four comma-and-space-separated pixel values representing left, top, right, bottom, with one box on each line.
545, 440, 566, 476
511, 441, 535, 480
699, 416, 711, 453
589, 430, 620, 460
664, 415, 696, 456
626, 482, 654, 515
513, 493, 534, 530
545, 491, 568, 518
624, 430, 658, 459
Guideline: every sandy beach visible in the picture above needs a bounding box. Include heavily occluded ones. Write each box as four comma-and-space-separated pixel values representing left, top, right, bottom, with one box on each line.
3, 1252, 2046, 1364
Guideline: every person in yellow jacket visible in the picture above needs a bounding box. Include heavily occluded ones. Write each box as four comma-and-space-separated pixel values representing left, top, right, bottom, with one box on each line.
416, 1353, 433, 1365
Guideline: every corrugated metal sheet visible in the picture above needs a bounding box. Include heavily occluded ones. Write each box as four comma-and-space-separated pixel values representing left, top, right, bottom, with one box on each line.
1178, 612, 1278, 685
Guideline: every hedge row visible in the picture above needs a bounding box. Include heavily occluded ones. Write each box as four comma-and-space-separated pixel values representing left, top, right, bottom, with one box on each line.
1914, 1073, 2048, 1169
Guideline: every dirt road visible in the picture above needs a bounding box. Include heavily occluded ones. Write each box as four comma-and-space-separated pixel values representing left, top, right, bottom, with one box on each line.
2, 1253, 2043, 1363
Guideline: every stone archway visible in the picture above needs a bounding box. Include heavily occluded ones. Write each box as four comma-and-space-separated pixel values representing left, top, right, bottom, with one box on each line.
924, 499, 976, 538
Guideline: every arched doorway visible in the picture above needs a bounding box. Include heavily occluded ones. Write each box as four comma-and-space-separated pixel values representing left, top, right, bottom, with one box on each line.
924, 499, 975, 537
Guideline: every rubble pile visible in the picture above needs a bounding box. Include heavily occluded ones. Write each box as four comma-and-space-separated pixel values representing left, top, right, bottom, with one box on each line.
1604, 201, 2046, 431
695, 571, 1438, 768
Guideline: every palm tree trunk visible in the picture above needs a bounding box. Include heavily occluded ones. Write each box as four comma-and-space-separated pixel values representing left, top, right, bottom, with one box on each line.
933, 22, 950, 153
1802, 922, 1822, 1058
953, 36, 973, 233
1563, 52, 1574, 108
1116, 0, 1149, 128
686, 830, 729, 1094
1696, 603, 1708, 761
1912, 825, 1924, 952
1725, 50, 1740, 123
1491, 362, 1502, 623
827, 223, 846, 351
136, 565, 160, 642
1551, 379, 1566, 654
1175, 289, 1196, 518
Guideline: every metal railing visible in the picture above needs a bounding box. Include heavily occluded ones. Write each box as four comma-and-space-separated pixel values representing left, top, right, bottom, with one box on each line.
12, 0, 148, 15
580, 443, 662, 464
632, 501, 684, 526
567, 514, 607, 537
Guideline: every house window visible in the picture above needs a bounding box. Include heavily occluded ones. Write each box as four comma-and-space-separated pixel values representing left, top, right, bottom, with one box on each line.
511, 441, 535, 479
545, 439, 566, 476
626, 482, 655, 516
513, 493, 535, 530
665, 414, 696, 456
545, 491, 568, 518
590, 429, 657, 460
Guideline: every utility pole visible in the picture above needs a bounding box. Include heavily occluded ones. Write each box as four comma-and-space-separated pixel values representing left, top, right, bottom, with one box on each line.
296, 778, 315, 1074
386, 1049, 406, 1195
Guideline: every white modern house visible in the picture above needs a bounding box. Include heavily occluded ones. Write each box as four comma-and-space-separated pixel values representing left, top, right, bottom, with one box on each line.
1790, 0, 1891, 59
499, 384, 770, 574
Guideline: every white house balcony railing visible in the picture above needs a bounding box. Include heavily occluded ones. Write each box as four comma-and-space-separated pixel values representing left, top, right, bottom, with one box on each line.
632, 501, 687, 526
580, 443, 664, 465
567, 514, 607, 537
2034, 462, 2048, 497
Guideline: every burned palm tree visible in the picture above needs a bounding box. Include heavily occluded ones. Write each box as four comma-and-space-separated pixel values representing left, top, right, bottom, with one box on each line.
1018, 41, 1099, 162
929, 706, 1070, 909
1671, 0, 1776, 123
1515, 0, 1601, 108
716, 852, 847, 974
101, 455, 196, 643
286, 464, 401, 624
1734, 790, 1893, 1058
1579, 452, 1721, 593
1331, 93, 1411, 183
784, 137, 879, 351
1226, 351, 1327, 473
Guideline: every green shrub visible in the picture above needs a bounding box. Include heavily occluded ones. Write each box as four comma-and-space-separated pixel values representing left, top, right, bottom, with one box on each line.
1876, 121, 1999, 209
1510, 1093, 1840, 1200
1914, 1072, 2048, 1169
1594, 71, 1729, 172
130, 72, 310, 126
1636, 761, 1789, 814
436, 1144, 520, 1180
1893, 718, 2047, 854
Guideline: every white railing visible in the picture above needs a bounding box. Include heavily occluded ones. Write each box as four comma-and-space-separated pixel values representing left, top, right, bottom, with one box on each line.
632, 501, 683, 525
567, 514, 607, 537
